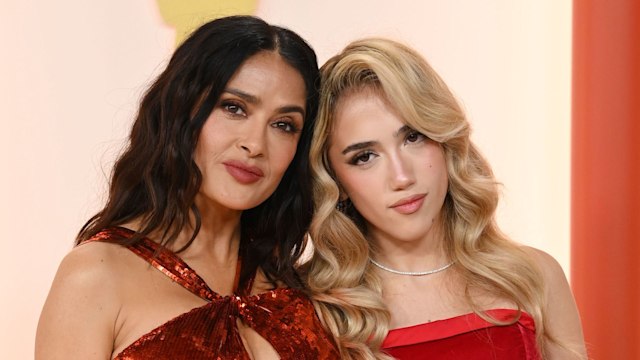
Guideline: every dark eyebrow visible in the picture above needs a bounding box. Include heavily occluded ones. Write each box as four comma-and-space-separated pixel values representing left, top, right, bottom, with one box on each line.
341, 125, 414, 155
341, 141, 377, 155
224, 88, 259, 104
224, 88, 305, 118
278, 105, 306, 118
395, 125, 413, 137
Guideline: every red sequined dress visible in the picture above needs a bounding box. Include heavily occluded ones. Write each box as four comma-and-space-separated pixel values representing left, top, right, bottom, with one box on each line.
88, 228, 340, 359
382, 309, 541, 359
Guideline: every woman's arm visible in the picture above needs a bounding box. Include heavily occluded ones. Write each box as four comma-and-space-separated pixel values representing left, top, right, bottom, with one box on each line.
527, 247, 588, 359
35, 243, 121, 359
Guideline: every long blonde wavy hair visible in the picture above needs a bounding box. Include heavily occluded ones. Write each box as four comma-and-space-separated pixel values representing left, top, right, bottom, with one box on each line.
305, 38, 552, 359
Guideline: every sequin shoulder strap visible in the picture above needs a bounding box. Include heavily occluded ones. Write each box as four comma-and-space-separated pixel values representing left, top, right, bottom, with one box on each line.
85, 227, 217, 301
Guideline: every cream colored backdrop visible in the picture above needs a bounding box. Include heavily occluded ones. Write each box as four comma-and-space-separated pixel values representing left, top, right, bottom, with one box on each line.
0, 1, 571, 358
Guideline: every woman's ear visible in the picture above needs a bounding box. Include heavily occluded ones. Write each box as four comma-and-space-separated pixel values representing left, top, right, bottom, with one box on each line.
336, 182, 349, 202
335, 181, 350, 212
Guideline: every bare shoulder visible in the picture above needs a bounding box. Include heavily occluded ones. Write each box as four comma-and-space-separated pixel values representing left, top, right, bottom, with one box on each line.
521, 246, 587, 359
35, 241, 130, 359
521, 246, 560, 267
67, 239, 128, 266
52, 241, 132, 297
521, 246, 567, 289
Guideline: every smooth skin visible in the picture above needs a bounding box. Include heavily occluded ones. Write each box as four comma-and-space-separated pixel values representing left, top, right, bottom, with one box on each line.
35, 51, 307, 360
328, 88, 587, 358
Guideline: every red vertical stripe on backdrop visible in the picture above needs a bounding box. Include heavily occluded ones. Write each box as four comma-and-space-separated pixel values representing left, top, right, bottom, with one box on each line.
572, 0, 640, 359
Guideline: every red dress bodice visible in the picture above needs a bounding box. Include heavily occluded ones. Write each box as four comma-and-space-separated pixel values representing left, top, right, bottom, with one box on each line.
88, 227, 339, 359
382, 309, 541, 359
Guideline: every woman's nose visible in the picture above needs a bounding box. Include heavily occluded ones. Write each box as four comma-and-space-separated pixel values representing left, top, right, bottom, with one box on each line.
389, 154, 415, 190
237, 122, 266, 158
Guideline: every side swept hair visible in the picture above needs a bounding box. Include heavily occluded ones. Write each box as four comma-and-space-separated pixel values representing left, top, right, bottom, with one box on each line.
306, 38, 549, 359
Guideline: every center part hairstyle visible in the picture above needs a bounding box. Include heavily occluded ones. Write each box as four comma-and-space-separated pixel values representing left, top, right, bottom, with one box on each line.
306, 38, 549, 359
77, 15, 320, 289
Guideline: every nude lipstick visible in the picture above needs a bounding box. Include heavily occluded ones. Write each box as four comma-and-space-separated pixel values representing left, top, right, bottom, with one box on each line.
223, 160, 264, 184
390, 194, 426, 215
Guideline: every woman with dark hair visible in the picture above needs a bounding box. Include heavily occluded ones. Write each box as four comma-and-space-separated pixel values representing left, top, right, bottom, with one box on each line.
36, 16, 338, 359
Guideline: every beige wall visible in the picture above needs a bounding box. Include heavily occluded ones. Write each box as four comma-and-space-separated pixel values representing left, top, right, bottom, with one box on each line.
0, 0, 571, 358
257, 0, 572, 261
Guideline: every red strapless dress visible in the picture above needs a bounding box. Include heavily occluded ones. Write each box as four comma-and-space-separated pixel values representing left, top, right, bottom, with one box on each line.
88, 227, 340, 359
382, 309, 541, 359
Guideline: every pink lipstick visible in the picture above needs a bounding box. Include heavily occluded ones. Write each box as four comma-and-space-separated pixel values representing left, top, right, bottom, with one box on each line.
223, 160, 264, 184
390, 194, 426, 215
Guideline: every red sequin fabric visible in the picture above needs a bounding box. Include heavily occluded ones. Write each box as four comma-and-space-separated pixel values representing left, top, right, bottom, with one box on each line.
88, 228, 340, 359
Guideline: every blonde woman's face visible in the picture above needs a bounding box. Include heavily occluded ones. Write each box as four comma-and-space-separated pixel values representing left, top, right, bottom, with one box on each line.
328, 89, 449, 245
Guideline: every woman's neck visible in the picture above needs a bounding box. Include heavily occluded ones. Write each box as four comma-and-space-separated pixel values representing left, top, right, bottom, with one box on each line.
368, 225, 449, 273
123, 198, 244, 265
175, 197, 243, 264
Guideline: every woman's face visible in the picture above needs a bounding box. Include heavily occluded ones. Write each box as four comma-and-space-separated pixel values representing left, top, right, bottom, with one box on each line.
194, 51, 307, 211
328, 89, 449, 245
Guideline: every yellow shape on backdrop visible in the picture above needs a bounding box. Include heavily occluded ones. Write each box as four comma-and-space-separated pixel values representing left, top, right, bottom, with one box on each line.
156, 0, 257, 46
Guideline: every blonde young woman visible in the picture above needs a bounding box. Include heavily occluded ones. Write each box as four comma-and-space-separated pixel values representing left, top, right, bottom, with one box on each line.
305, 38, 587, 359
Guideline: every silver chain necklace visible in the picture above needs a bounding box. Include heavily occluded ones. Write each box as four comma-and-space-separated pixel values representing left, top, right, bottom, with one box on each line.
369, 258, 455, 276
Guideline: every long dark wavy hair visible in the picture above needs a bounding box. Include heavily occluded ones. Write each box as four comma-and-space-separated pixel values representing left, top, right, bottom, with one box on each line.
77, 15, 320, 289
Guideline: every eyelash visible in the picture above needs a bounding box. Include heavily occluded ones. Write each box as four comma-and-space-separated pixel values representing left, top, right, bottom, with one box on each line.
221, 100, 246, 117
271, 120, 300, 134
221, 100, 300, 134
405, 130, 427, 144
349, 151, 377, 166
348, 130, 427, 165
